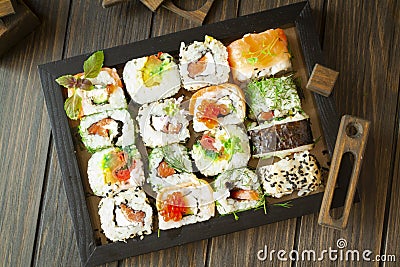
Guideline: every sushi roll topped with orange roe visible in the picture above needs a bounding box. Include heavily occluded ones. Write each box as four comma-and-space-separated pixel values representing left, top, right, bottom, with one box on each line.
227, 28, 292, 84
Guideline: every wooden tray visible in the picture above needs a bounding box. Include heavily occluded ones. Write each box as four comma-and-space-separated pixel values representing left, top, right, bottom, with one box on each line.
38, 2, 351, 266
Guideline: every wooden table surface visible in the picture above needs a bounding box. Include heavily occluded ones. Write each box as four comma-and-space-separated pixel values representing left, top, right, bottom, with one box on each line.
0, 0, 399, 266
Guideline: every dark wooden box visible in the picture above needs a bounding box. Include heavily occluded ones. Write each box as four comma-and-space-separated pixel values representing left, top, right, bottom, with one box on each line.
38, 2, 351, 266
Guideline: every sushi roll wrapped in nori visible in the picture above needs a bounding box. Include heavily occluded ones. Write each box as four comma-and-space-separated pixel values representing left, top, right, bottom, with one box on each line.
248, 114, 314, 159
98, 187, 153, 242
123, 52, 181, 104
137, 97, 190, 148
258, 150, 322, 198
227, 28, 292, 84
79, 109, 135, 152
246, 76, 303, 122
156, 179, 215, 230
147, 144, 194, 192
179, 35, 230, 91
189, 83, 246, 132
87, 145, 144, 196
213, 168, 262, 215
192, 124, 250, 176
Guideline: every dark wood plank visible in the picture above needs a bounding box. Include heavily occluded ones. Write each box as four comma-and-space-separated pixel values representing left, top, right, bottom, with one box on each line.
121, 1, 238, 265
35, 1, 153, 266
207, 1, 325, 266
0, 0, 70, 265
296, 1, 400, 266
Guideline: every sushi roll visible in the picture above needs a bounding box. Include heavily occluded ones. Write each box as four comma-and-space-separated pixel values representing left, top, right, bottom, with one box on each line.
98, 187, 153, 242
248, 114, 314, 159
147, 144, 194, 192
213, 168, 262, 215
156, 179, 215, 230
87, 145, 144, 196
69, 68, 127, 118
137, 97, 190, 148
258, 150, 322, 198
192, 124, 250, 176
246, 76, 303, 122
179, 35, 230, 91
189, 83, 246, 132
123, 52, 180, 104
227, 28, 292, 84
79, 109, 135, 152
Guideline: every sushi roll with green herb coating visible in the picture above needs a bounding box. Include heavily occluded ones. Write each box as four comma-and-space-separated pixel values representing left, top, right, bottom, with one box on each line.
156, 179, 215, 230
123, 52, 181, 104
79, 109, 135, 152
98, 187, 152, 242
213, 168, 262, 215
192, 124, 250, 176
147, 144, 194, 192
87, 145, 144, 196
137, 97, 190, 148
179, 35, 230, 91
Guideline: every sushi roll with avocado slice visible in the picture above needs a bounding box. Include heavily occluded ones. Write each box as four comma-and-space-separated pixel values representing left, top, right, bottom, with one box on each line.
55, 51, 127, 120
147, 144, 194, 192
246, 75, 303, 122
137, 97, 190, 148
192, 124, 250, 176
227, 28, 292, 84
87, 145, 144, 197
189, 83, 246, 132
179, 35, 230, 91
258, 150, 322, 198
123, 52, 181, 104
98, 187, 153, 242
79, 109, 135, 153
213, 168, 262, 215
156, 179, 215, 230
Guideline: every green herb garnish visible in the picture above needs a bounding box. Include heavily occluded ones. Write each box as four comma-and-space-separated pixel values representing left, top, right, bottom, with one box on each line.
274, 201, 293, 208
64, 93, 82, 120
162, 146, 191, 173
246, 57, 258, 65
83, 50, 104, 78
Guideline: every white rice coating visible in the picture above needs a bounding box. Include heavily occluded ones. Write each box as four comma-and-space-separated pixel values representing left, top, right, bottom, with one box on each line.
192, 85, 246, 132
137, 97, 190, 148
80, 109, 135, 152
192, 125, 250, 176
123, 53, 180, 104
157, 180, 215, 230
258, 150, 322, 198
87, 145, 145, 196
213, 168, 261, 215
98, 188, 152, 242
179, 36, 230, 91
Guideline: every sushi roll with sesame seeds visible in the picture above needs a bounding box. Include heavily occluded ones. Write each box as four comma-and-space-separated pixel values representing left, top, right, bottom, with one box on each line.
137, 97, 190, 148
192, 124, 250, 176
189, 83, 246, 132
258, 150, 322, 198
156, 179, 215, 230
179, 35, 230, 91
123, 52, 181, 104
213, 168, 262, 215
79, 109, 135, 153
87, 145, 144, 197
98, 187, 152, 242
147, 144, 194, 193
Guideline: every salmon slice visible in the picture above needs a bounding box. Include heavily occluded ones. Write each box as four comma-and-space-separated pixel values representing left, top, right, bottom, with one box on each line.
227, 28, 291, 82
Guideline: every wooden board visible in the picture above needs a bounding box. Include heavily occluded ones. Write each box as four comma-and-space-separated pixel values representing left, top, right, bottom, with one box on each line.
0, 0, 15, 17
296, 0, 400, 266
0, 0, 70, 266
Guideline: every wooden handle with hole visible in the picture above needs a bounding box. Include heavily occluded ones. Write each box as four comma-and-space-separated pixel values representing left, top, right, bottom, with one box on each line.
102, 0, 128, 8
318, 115, 370, 230
162, 0, 215, 25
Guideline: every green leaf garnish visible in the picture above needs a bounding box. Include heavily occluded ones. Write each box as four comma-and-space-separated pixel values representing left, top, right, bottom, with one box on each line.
56, 75, 75, 88
83, 50, 104, 78
246, 57, 258, 64
232, 211, 239, 221
64, 93, 82, 120
157, 229, 161, 238
274, 201, 293, 208
162, 146, 191, 173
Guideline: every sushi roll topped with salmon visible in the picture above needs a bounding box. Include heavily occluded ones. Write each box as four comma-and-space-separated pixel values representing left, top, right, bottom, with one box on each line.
227, 28, 292, 83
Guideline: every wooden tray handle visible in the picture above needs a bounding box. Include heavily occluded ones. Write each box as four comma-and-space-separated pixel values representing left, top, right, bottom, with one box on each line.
318, 115, 370, 230
162, 0, 215, 25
